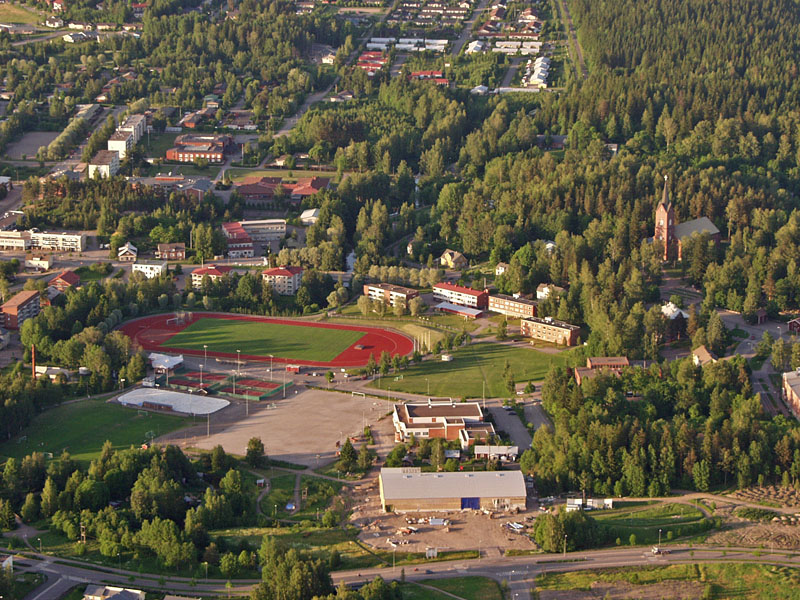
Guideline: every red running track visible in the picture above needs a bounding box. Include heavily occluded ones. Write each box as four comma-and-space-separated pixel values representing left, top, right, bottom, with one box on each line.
119, 312, 415, 368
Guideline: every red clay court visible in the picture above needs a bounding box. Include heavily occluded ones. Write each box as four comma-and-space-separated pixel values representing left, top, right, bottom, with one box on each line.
119, 312, 415, 368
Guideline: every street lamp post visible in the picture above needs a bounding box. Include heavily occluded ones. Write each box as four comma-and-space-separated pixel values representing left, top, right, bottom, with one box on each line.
563, 534, 567, 558
200, 362, 204, 387
203, 344, 208, 368
237, 349, 241, 377
37, 537, 41, 553
426, 377, 429, 396
120, 377, 125, 391
203, 561, 208, 580
269, 354, 274, 381
233, 369, 236, 395
283, 366, 286, 398
658, 528, 662, 546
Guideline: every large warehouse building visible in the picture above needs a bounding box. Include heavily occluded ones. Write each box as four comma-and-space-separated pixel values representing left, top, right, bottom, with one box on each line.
378, 467, 527, 512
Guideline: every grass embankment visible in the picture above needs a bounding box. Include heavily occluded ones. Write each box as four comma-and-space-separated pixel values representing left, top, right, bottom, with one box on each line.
593, 502, 713, 545
372, 342, 565, 398
0, 397, 188, 463
537, 563, 800, 599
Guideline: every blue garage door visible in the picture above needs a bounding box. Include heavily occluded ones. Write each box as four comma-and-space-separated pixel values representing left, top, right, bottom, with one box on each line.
461, 497, 480, 510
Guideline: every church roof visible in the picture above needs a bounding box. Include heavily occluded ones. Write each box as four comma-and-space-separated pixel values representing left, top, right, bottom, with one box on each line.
674, 217, 720, 240
658, 175, 672, 211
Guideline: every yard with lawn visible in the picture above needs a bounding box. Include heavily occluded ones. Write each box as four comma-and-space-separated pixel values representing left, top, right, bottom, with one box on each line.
0, 3, 40, 23
143, 131, 180, 158
372, 342, 566, 398
0, 397, 188, 463
75, 265, 112, 281
163, 317, 364, 362
592, 502, 713, 546
537, 563, 800, 600
226, 168, 338, 182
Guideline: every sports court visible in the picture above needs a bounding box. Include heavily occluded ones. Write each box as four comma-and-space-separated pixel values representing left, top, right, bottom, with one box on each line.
120, 312, 414, 368
118, 388, 230, 415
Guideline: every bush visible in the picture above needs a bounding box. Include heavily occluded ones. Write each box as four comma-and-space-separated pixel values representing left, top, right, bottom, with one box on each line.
629, 533, 637, 546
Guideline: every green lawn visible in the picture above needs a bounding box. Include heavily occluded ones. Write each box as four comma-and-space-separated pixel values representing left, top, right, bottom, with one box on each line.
372, 342, 566, 398
0, 397, 188, 463
144, 131, 180, 158
593, 502, 710, 545
74, 265, 110, 281
227, 168, 336, 182
425, 576, 503, 600
537, 563, 800, 599
0, 3, 40, 23
163, 317, 363, 361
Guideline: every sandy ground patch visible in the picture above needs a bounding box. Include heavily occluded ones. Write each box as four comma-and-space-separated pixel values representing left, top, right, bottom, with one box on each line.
540, 580, 706, 600
6, 131, 60, 159
186, 387, 393, 466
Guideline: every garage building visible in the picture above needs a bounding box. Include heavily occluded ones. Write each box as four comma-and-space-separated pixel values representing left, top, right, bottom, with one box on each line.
378, 467, 526, 512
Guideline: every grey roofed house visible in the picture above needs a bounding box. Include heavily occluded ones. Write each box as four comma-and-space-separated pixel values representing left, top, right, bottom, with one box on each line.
83, 585, 145, 600
379, 468, 526, 500
673, 216, 720, 240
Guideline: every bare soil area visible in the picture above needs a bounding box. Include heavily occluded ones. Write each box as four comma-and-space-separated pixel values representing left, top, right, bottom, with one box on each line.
540, 580, 706, 600
729, 485, 800, 508
5, 131, 59, 159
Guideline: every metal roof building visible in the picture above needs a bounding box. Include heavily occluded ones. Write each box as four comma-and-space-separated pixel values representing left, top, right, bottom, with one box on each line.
378, 467, 526, 512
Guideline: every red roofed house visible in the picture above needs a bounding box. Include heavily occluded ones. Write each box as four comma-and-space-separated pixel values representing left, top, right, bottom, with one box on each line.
262, 266, 304, 295
234, 176, 283, 201
191, 265, 233, 289
286, 177, 330, 202
49, 269, 81, 292
432, 282, 489, 309
1, 290, 41, 329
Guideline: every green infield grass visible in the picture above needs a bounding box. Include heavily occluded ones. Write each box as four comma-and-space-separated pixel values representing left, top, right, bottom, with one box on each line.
163, 317, 364, 361
0, 397, 188, 463
371, 342, 566, 397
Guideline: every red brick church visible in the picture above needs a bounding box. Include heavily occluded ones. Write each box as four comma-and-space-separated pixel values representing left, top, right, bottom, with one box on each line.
654, 175, 720, 260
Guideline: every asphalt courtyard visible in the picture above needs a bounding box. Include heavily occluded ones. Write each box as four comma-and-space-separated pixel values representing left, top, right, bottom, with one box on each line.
191, 387, 393, 466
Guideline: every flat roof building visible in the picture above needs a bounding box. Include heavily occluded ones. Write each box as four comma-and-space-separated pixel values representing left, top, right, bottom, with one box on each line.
783, 371, 800, 420
89, 150, 120, 178
364, 283, 419, 307
521, 316, 580, 346
432, 282, 488, 309
1, 289, 40, 329
262, 265, 304, 295
488, 294, 537, 319
132, 260, 168, 279
392, 401, 494, 449
378, 467, 526, 512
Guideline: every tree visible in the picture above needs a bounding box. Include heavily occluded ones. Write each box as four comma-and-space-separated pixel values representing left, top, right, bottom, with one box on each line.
357, 295, 372, 316
20, 492, 39, 523
497, 318, 508, 340
357, 444, 373, 472
246, 438, 265, 468
220, 552, 239, 578
326, 371, 334, 385
41, 476, 58, 518
338, 439, 356, 472
431, 439, 445, 470
409, 296, 425, 316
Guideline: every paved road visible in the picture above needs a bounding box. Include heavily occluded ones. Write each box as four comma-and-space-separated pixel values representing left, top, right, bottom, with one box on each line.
500, 56, 523, 88
11, 542, 800, 599
450, 0, 490, 56
488, 402, 532, 449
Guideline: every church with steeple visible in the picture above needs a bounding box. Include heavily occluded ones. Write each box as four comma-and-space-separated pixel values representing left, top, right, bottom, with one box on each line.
653, 175, 720, 261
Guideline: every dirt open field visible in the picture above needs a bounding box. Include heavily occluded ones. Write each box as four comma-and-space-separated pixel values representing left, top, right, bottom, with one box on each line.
540, 580, 706, 600
187, 387, 394, 466
5, 131, 59, 159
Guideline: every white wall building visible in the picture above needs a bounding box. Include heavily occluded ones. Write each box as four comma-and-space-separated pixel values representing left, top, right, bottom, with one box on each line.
132, 260, 168, 279
262, 266, 304, 295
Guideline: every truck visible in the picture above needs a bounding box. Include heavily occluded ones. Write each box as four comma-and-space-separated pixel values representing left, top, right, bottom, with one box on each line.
651, 546, 670, 555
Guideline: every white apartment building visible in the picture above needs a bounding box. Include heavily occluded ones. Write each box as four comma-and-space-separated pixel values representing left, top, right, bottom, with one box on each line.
119, 114, 146, 142
0, 230, 85, 252
262, 266, 304, 295
363, 283, 419, 307
107, 130, 134, 159
132, 260, 168, 279
88, 150, 119, 178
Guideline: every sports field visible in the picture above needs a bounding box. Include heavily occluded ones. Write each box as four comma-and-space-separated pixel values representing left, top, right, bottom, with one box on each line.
372, 342, 566, 397
166, 317, 362, 362
120, 312, 414, 367
0, 397, 188, 463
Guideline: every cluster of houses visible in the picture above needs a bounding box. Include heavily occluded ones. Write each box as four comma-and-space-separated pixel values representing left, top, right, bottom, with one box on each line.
476, 1, 543, 40
386, 0, 473, 28
521, 56, 550, 88
408, 70, 450, 86
356, 51, 390, 77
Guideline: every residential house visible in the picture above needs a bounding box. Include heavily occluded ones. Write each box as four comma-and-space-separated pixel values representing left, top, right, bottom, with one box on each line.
494, 262, 509, 276
117, 242, 138, 262
49, 269, 80, 292
156, 242, 186, 260
82, 584, 145, 600
535, 283, 565, 300
25, 255, 53, 271
439, 249, 468, 270
692, 345, 718, 367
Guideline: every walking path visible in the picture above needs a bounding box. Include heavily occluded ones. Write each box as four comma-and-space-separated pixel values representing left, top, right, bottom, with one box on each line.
556, 0, 588, 79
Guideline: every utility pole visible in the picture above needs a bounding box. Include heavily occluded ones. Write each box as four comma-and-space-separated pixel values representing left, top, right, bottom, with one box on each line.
207, 413, 210, 437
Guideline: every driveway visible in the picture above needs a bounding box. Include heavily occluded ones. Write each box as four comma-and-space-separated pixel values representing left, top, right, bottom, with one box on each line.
487, 401, 531, 449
